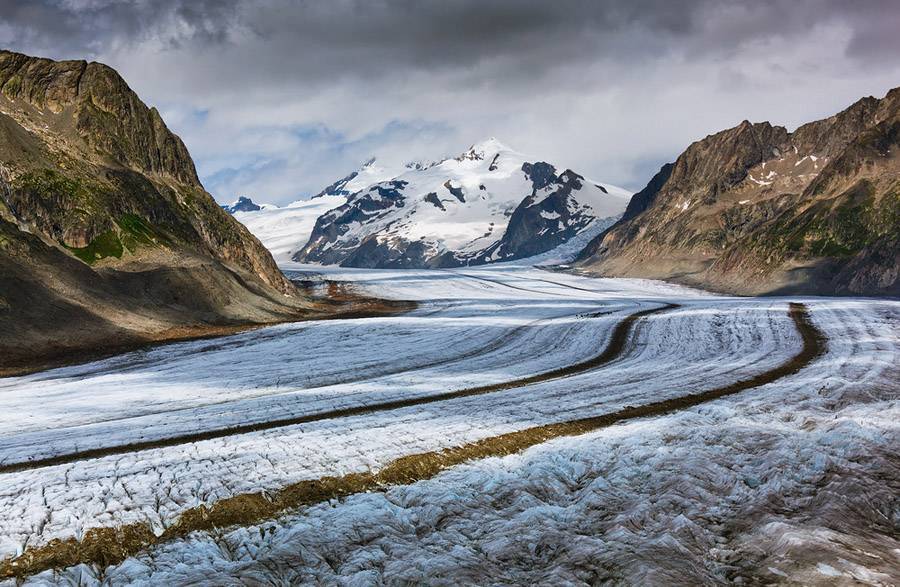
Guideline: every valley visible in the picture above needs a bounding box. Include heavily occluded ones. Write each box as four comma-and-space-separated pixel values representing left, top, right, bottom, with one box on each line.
1, 265, 896, 584
0, 25, 897, 586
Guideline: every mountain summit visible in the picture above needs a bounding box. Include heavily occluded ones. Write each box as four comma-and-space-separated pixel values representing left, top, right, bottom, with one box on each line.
293, 139, 630, 268
456, 137, 513, 161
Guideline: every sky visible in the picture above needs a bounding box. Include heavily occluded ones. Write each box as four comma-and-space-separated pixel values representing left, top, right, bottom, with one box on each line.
2, 0, 900, 205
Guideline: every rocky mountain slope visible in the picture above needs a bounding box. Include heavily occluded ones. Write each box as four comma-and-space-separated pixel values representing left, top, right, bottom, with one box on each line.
0, 50, 315, 373
294, 138, 630, 268
575, 88, 900, 296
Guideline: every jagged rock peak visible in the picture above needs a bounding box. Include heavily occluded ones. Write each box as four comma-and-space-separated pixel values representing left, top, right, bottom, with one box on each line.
0, 50, 200, 187
574, 84, 900, 296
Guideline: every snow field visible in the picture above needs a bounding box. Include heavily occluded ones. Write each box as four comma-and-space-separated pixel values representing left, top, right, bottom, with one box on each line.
0, 270, 896, 585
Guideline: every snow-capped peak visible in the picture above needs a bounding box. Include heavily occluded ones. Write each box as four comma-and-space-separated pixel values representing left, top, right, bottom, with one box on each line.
473, 137, 513, 153
314, 157, 400, 199
231, 138, 632, 269
294, 138, 632, 268
456, 137, 516, 162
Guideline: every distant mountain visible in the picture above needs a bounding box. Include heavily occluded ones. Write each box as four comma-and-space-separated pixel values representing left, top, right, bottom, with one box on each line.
228, 158, 401, 263
0, 50, 312, 373
222, 196, 263, 213
232, 195, 347, 263
293, 138, 630, 268
234, 157, 443, 263
575, 88, 900, 296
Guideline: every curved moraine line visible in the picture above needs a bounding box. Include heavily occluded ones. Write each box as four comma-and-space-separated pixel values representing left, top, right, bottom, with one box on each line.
0, 304, 673, 475
29, 301, 599, 432
0, 303, 826, 580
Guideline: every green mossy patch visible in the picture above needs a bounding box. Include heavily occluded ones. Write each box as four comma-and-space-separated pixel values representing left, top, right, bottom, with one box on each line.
68, 230, 123, 263
66, 215, 167, 264
14, 170, 174, 264
2, 76, 21, 97
117, 213, 161, 252
753, 180, 899, 261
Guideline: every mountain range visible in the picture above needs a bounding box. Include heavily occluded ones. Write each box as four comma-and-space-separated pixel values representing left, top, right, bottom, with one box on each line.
226, 141, 630, 268
224, 157, 417, 264
1, 45, 895, 378
575, 88, 900, 296
292, 138, 631, 268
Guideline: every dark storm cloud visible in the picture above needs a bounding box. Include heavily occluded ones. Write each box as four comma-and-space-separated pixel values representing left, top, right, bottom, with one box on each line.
1, 1, 899, 203
3, 1, 897, 79
0, 0, 237, 52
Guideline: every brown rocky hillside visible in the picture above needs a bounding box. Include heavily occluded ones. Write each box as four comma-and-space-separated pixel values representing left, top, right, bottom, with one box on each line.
575, 88, 900, 296
0, 50, 315, 374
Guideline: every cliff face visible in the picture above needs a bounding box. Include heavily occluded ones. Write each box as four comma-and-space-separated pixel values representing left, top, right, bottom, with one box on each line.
575, 88, 900, 296
0, 51, 200, 184
0, 50, 311, 373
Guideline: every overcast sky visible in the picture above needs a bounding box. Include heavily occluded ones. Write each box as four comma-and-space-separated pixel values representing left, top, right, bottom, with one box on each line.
2, 0, 899, 204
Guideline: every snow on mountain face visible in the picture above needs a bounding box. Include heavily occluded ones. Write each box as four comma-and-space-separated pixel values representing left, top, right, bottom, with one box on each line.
313, 157, 406, 198
233, 195, 346, 263
231, 157, 403, 262
294, 138, 631, 268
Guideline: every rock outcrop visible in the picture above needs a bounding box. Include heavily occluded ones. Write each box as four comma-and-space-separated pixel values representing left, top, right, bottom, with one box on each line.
575, 88, 900, 296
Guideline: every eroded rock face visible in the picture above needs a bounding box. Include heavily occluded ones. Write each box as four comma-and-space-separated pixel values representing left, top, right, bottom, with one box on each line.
0, 52, 199, 185
576, 88, 900, 296
474, 169, 597, 262
299, 180, 421, 267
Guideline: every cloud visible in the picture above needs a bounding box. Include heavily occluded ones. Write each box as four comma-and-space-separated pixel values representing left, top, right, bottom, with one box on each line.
1, 0, 899, 204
